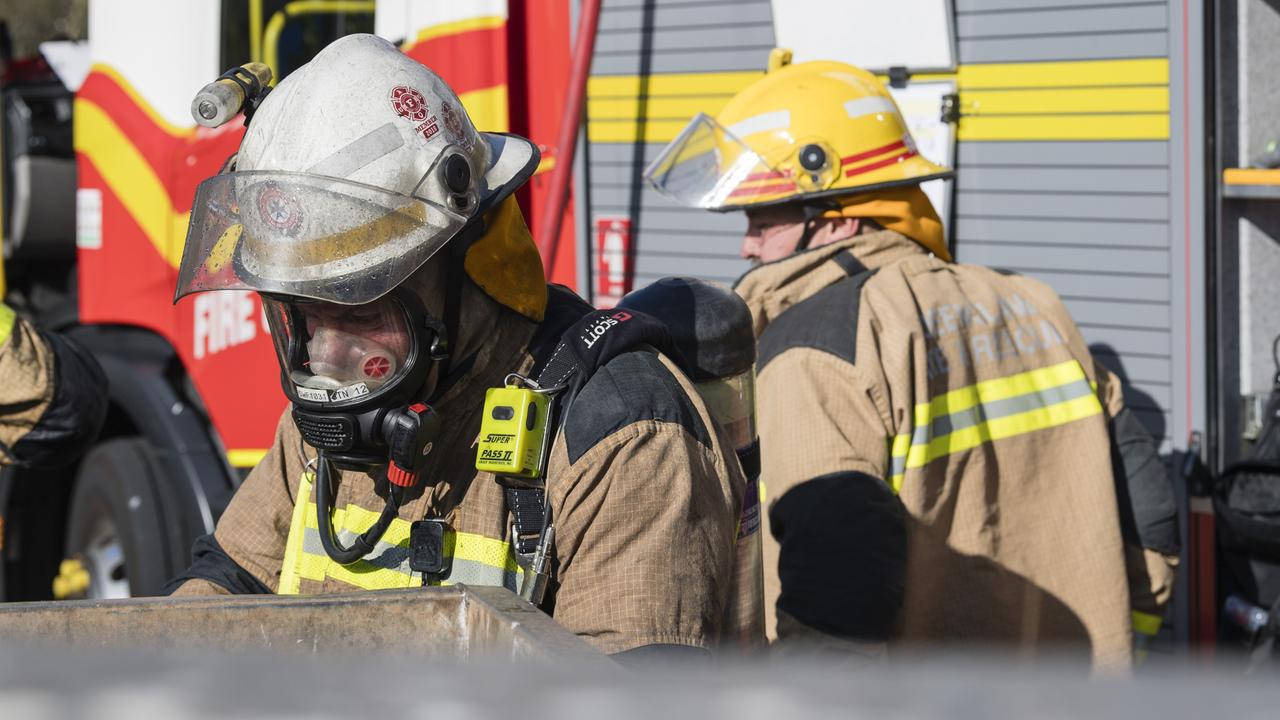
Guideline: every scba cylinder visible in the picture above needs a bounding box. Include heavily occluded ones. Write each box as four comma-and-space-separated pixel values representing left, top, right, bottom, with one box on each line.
619, 276, 764, 652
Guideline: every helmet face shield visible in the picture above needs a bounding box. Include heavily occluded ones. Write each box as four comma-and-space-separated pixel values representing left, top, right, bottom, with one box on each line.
175, 169, 469, 306
263, 295, 415, 405
644, 113, 793, 210
696, 373, 756, 451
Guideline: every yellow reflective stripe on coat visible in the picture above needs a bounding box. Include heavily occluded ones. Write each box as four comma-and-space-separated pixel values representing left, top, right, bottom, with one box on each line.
1132, 609, 1163, 637
278, 472, 522, 594
0, 304, 15, 349
888, 360, 1103, 492
1131, 609, 1162, 665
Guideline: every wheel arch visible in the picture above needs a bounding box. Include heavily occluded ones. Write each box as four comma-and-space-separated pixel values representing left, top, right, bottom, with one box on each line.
0, 324, 237, 599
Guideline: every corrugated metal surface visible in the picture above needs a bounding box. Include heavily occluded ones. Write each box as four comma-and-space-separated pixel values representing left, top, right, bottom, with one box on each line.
583, 0, 769, 290
954, 0, 1169, 62
582, 0, 1179, 446
951, 0, 1174, 450
582, 0, 1200, 648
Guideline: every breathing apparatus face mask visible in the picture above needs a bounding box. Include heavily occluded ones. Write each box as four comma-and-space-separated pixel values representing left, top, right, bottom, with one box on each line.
263, 295, 415, 403
260, 284, 446, 471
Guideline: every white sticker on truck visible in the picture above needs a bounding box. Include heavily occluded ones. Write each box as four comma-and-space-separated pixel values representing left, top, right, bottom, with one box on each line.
76, 189, 102, 249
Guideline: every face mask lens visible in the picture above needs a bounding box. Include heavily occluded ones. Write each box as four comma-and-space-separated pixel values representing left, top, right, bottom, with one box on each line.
263, 296, 412, 399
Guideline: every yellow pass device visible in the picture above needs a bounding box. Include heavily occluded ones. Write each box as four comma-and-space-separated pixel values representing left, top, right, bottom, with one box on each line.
476, 385, 551, 479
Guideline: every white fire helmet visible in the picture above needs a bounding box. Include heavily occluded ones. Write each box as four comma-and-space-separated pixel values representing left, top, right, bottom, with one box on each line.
173, 34, 540, 404
174, 33, 539, 308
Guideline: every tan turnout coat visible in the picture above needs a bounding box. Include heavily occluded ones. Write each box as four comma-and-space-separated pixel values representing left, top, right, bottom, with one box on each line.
737, 230, 1174, 669
173, 282, 755, 655
0, 305, 56, 462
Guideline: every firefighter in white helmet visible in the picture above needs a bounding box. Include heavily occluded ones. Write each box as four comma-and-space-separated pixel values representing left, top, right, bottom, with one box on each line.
168, 34, 759, 662
647, 56, 1178, 668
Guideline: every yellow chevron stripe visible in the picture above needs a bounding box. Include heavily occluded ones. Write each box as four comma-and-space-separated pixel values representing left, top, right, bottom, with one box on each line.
74, 99, 189, 269
89, 63, 194, 139
458, 84, 509, 133
406, 14, 506, 49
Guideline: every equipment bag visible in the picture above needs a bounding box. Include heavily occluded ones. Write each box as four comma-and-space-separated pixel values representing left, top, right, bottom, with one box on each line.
1214, 336, 1280, 612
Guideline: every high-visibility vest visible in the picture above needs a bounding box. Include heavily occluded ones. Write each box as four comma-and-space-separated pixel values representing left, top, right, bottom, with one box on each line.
277, 471, 523, 594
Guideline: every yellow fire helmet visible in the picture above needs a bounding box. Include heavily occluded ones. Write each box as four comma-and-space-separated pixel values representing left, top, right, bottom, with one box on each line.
645, 58, 952, 211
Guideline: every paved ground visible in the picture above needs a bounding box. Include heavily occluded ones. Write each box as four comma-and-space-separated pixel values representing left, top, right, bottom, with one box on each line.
0, 646, 1276, 719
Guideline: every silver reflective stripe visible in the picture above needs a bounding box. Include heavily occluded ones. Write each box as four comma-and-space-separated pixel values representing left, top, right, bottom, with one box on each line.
300, 527, 521, 590
843, 96, 897, 120
305, 122, 405, 179
726, 109, 790, 139
926, 378, 1094, 441
888, 375, 1096, 480
430, 558, 521, 592
302, 527, 414, 575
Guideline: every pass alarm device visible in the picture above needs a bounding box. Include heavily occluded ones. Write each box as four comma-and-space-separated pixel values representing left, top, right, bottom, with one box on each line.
476, 383, 552, 479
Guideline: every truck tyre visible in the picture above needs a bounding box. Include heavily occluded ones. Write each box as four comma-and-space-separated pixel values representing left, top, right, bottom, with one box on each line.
64, 438, 182, 598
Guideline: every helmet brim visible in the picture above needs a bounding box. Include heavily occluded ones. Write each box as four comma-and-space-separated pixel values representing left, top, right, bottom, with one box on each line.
476, 132, 540, 216
708, 168, 956, 213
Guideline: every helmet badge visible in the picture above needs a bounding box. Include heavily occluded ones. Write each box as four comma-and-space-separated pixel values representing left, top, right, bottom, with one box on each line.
257, 183, 303, 236
390, 85, 440, 140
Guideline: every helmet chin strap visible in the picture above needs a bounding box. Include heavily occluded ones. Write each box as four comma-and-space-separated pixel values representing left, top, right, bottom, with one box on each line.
793, 201, 841, 253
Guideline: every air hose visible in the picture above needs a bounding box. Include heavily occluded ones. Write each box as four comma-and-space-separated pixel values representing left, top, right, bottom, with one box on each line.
315, 455, 402, 565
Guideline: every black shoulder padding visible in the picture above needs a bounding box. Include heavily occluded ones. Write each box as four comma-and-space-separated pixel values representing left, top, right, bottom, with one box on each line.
164, 534, 271, 595
527, 284, 594, 377
9, 331, 108, 470
1109, 406, 1181, 555
563, 350, 710, 464
770, 471, 906, 642
757, 270, 875, 373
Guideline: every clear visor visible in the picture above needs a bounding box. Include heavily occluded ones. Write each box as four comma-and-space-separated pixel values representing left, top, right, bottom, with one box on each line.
644, 113, 795, 209
695, 373, 756, 451
175, 170, 468, 305
262, 296, 413, 404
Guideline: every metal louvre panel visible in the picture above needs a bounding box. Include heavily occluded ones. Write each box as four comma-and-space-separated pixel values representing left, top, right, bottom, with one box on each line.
951, 3, 1184, 540
956, 0, 1144, 9
956, 2, 1169, 63
584, 0, 775, 298
956, 167, 1170, 194
957, 5, 1168, 38
957, 141, 1170, 166
955, 218, 1171, 247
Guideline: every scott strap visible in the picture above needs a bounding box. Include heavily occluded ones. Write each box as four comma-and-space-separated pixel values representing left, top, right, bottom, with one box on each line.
533, 307, 684, 405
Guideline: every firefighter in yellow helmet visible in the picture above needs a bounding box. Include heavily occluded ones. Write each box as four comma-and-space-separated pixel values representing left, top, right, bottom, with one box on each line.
648, 57, 1179, 668
166, 35, 757, 664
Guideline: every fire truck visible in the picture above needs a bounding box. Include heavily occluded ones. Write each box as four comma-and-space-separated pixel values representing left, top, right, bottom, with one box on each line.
1, 0, 1274, 657
0, 0, 581, 601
